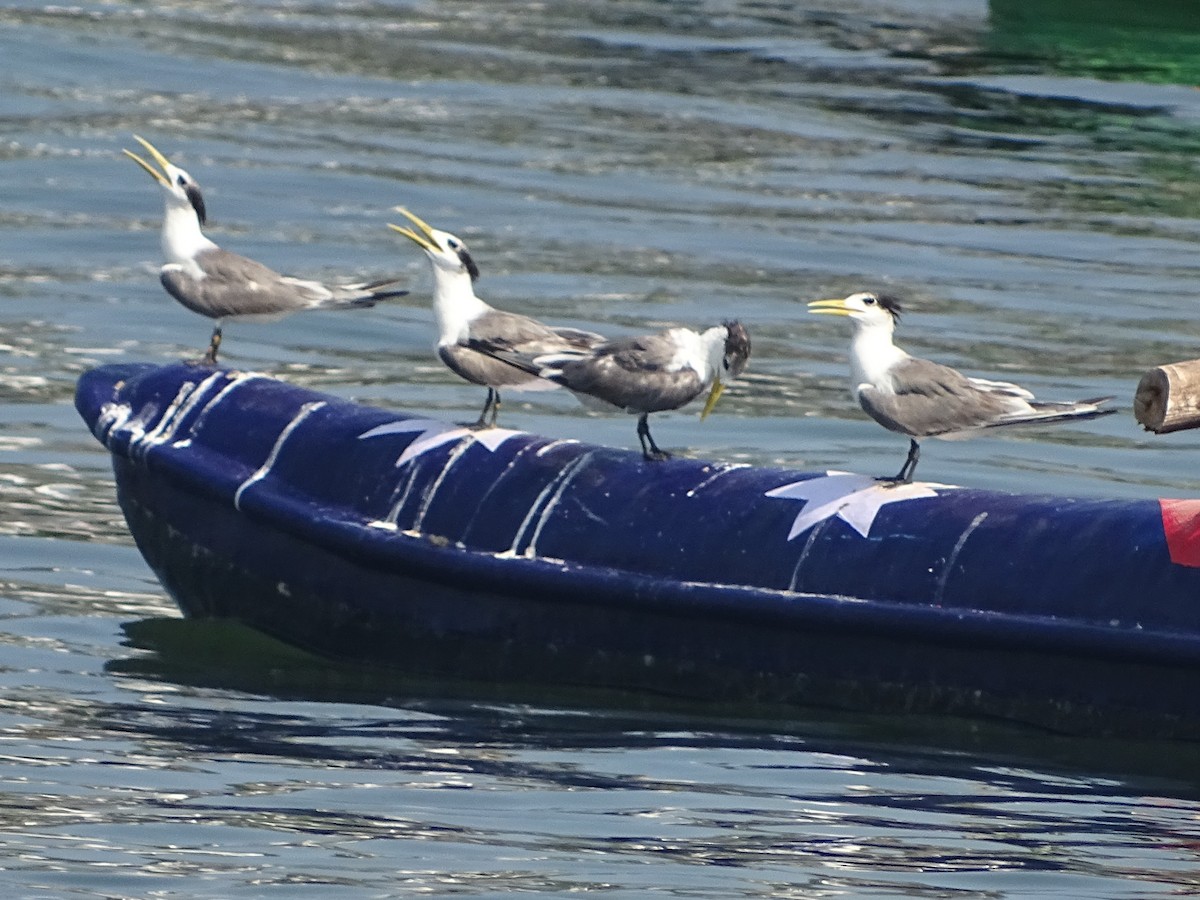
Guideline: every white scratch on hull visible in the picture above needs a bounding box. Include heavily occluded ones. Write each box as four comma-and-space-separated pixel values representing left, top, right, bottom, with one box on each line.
382, 465, 426, 529
934, 511, 988, 606
361, 418, 531, 529
535, 439, 579, 458
787, 517, 830, 593
685, 463, 749, 497
410, 438, 476, 533
523, 451, 597, 559
126, 383, 195, 458
233, 401, 327, 511
99, 371, 266, 457
96, 402, 134, 444
504, 447, 594, 558
458, 441, 541, 538
130, 372, 226, 460
187, 371, 266, 438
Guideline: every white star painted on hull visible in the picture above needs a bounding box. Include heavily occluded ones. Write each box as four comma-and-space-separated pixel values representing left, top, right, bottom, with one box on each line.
766, 471, 955, 540
358, 418, 523, 467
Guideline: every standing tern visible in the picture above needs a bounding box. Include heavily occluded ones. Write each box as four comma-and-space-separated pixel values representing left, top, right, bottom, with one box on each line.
808, 291, 1114, 483
389, 207, 604, 429
481, 321, 752, 460
124, 135, 407, 364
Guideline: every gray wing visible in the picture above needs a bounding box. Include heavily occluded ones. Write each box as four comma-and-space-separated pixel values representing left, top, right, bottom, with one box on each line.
446, 311, 561, 388
453, 311, 607, 390
444, 340, 549, 391
161, 249, 392, 321
467, 309, 602, 356
555, 334, 705, 413
858, 357, 1023, 438
551, 326, 606, 350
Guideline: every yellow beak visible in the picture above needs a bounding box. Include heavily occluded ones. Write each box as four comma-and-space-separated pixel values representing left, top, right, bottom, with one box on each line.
388, 206, 439, 253
122, 134, 172, 187
807, 298, 853, 316
699, 379, 725, 421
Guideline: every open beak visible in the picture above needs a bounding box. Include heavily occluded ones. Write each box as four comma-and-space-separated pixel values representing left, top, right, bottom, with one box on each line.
388, 207, 439, 253
807, 298, 853, 317
122, 134, 172, 187
699, 379, 725, 421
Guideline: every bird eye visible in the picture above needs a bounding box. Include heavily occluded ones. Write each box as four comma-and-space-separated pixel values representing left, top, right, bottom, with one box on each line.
447, 238, 460, 250
863, 295, 876, 305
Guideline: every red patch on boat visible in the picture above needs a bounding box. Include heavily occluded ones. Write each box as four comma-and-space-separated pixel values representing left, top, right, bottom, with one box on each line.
1160, 499, 1200, 567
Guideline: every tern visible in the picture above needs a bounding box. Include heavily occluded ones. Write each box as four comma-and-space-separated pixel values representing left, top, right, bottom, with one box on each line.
808, 291, 1114, 483
124, 135, 407, 364
481, 321, 752, 460
389, 207, 604, 429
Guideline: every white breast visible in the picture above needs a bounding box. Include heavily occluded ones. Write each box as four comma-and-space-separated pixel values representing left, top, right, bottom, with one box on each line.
430, 268, 490, 346
849, 327, 909, 396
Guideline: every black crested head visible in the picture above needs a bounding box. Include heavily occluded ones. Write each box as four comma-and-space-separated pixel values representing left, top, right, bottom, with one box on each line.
873, 292, 902, 320
185, 182, 207, 226
458, 247, 480, 282
722, 319, 751, 377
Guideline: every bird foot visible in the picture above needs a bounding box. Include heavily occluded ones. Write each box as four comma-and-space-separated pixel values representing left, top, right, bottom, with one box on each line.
642, 448, 672, 462
874, 475, 913, 488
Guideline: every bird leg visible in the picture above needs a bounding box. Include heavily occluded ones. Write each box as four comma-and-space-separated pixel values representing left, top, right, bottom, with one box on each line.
201, 325, 223, 366
468, 388, 500, 430
637, 413, 671, 461
880, 438, 920, 485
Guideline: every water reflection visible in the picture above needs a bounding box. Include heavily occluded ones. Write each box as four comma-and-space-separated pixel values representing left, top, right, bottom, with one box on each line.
0, 615, 1183, 895
0, 591, 1198, 893
987, 0, 1200, 84
110, 617, 1200, 783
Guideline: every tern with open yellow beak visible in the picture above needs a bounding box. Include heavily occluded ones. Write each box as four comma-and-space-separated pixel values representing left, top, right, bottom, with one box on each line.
124, 135, 407, 364
809, 291, 1115, 482
389, 207, 604, 429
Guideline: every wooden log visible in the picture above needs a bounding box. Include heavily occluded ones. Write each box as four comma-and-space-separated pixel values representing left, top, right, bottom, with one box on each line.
1134, 359, 1200, 433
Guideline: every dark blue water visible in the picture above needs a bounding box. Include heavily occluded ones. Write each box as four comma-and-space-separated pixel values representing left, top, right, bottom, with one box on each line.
6, 0, 1200, 894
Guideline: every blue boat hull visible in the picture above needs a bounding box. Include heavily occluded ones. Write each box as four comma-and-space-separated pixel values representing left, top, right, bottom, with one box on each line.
77, 363, 1200, 735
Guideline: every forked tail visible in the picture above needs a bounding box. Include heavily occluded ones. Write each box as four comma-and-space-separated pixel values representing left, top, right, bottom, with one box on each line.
983, 396, 1117, 431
